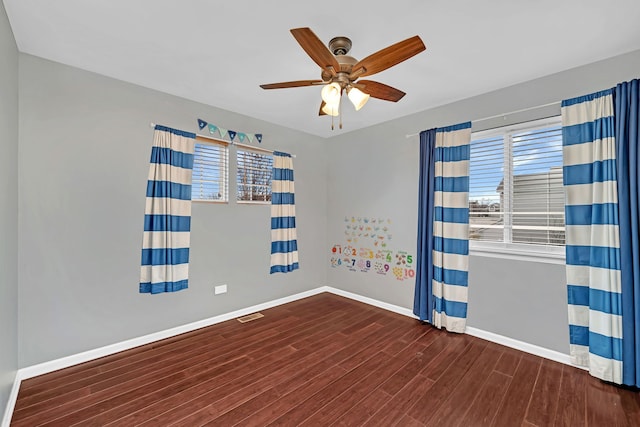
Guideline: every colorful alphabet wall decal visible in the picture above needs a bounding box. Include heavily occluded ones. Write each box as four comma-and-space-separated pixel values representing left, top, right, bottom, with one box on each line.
330, 216, 415, 281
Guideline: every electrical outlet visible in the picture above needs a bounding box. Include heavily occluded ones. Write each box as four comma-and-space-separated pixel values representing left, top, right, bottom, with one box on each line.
214, 284, 227, 295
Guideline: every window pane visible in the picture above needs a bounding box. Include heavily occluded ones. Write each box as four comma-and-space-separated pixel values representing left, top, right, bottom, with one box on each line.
236, 150, 273, 202
469, 118, 565, 248
511, 126, 564, 246
192, 142, 228, 201
469, 135, 504, 242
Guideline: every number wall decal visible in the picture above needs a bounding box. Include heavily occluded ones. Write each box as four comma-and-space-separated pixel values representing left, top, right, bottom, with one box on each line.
330, 215, 415, 281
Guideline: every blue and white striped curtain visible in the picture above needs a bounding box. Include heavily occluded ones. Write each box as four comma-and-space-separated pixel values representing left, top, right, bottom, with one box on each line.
615, 79, 640, 386
140, 125, 195, 294
561, 90, 622, 382
270, 151, 299, 274
415, 122, 471, 333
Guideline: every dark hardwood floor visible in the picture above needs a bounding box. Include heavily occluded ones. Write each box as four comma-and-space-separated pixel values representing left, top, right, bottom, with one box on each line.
10, 292, 640, 426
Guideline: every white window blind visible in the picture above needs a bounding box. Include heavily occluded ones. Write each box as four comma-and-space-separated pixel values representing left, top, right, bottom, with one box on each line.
236, 149, 273, 203
191, 141, 229, 202
469, 117, 565, 248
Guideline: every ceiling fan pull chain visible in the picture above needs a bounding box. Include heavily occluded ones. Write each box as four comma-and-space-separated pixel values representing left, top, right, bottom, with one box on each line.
339, 93, 343, 129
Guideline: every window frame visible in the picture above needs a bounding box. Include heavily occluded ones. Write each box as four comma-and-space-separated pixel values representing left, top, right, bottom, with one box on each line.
191, 139, 229, 204
235, 147, 274, 205
468, 116, 566, 264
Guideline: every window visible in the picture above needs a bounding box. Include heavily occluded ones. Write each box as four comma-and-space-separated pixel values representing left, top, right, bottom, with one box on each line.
469, 117, 564, 254
191, 141, 229, 202
236, 149, 273, 203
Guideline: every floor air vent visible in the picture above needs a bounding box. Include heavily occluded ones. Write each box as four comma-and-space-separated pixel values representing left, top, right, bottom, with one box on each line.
237, 312, 264, 323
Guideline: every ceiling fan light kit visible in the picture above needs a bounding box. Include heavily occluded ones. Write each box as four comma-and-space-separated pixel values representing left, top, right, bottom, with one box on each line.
347, 87, 370, 111
260, 27, 426, 129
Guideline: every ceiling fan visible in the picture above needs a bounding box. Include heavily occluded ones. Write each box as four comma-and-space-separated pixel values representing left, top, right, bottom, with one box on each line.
260, 27, 426, 128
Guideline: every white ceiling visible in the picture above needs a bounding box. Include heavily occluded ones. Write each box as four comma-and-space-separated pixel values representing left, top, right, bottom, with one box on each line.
4, 0, 640, 138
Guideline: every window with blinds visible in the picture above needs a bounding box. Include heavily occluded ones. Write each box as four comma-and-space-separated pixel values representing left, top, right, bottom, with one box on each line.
469, 117, 565, 247
236, 149, 273, 203
191, 141, 229, 202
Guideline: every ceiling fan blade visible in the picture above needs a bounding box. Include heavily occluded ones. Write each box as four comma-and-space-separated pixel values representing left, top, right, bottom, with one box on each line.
319, 101, 327, 116
350, 35, 426, 78
290, 27, 340, 76
260, 80, 324, 89
356, 80, 406, 102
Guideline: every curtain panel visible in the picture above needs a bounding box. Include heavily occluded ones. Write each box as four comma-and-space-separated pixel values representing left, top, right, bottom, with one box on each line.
414, 122, 471, 333
561, 89, 622, 382
615, 79, 640, 386
140, 125, 195, 294
270, 151, 299, 274
414, 129, 437, 323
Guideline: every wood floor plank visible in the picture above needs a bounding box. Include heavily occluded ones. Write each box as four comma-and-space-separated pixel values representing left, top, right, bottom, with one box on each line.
420, 332, 470, 381
398, 414, 427, 427
332, 388, 392, 427
380, 335, 444, 396
267, 351, 390, 426
10, 293, 640, 427
491, 353, 542, 427
426, 345, 503, 426
585, 375, 630, 426
552, 365, 587, 426
494, 347, 523, 377
112, 331, 348, 426
406, 340, 488, 423
458, 371, 512, 427
617, 384, 640, 426
365, 374, 434, 426
300, 341, 428, 426
12, 313, 307, 423
238, 365, 348, 426
525, 358, 563, 427
20, 299, 358, 422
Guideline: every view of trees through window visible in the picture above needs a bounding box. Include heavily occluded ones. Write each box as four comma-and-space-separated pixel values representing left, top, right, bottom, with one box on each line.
469, 120, 565, 247
236, 149, 273, 202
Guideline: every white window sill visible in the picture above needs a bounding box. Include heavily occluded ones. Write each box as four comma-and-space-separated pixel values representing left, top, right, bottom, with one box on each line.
470, 243, 565, 265
237, 200, 271, 205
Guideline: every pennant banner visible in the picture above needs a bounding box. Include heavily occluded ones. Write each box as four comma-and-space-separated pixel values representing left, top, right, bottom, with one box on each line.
196, 118, 263, 144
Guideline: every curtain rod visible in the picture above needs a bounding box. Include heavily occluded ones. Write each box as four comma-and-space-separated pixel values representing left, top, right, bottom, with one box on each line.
404, 101, 561, 138
149, 123, 296, 157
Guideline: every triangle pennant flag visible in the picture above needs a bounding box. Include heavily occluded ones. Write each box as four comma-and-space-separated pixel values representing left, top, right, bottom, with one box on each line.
218, 127, 227, 139
228, 130, 237, 141
238, 132, 246, 143
197, 119, 207, 130
208, 124, 218, 135
255, 134, 263, 143
247, 133, 254, 143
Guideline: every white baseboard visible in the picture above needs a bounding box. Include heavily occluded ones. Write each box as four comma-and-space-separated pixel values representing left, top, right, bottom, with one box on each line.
3, 285, 578, 426
1, 373, 22, 427
325, 287, 418, 319
464, 327, 575, 367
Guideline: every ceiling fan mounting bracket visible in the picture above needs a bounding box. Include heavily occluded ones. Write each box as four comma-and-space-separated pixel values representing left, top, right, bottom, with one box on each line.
328, 36, 352, 55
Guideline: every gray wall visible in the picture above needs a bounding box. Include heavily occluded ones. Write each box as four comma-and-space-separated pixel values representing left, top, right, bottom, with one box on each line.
327, 49, 640, 354
18, 54, 327, 367
0, 0, 19, 418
